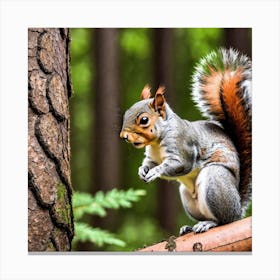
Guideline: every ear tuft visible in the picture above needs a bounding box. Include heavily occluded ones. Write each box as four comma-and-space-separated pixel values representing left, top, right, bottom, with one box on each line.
155, 85, 165, 95
140, 84, 152, 100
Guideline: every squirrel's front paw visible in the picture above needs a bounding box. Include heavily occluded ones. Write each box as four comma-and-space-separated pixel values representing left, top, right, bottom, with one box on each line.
144, 166, 161, 183
138, 165, 149, 181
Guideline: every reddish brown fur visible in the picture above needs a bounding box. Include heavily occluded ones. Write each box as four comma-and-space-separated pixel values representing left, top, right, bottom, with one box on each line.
222, 69, 245, 125
222, 69, 251, 149
201, 69, 224, 120
208, 150, 227, 163
221, 68, 251, 206
155, 85, 166, 95
122, 85, 169, 147
151, 87, 166, 119
120, 111, 161, 146
141, 84, 152, 100
200, 67, 251, 207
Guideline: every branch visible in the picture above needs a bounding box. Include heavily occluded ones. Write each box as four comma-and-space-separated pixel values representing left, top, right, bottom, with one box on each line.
139, 216, 252, 252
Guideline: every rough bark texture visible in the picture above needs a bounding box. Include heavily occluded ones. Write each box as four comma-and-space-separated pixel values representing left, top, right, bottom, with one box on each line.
28, 28, 74, 251
139, 217, 252, 252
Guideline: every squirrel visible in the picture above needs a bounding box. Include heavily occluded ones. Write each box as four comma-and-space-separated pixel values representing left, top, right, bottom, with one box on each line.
120, 48, 252, 234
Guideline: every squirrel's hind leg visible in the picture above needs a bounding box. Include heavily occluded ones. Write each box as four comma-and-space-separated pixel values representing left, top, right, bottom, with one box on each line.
179, 181, 218, 234
179, 165, 242, 234
197, 165, 242, 225
179, 182, 211, 235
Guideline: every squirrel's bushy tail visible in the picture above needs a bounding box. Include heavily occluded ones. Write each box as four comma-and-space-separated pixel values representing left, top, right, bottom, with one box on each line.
192, 48, 252, 214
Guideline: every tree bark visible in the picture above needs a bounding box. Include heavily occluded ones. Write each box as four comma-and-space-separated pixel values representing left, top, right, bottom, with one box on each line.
28, 28, 74, 251
139, 217, 252, 252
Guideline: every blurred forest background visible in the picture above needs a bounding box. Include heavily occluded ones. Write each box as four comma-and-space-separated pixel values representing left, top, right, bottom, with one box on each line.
70, 28, 251, 251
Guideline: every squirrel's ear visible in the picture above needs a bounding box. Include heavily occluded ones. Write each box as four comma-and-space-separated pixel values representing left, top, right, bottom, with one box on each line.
151, 86, 166, 118
155, 85, 165, 96
140, 84, 152, 100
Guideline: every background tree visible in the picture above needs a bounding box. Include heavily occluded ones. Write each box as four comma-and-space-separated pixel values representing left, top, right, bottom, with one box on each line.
153, 28, 179, 233
93, 28, 121, 232
28, 28, 74, 251
93, 28, 121, 196
224, 28, 251, 57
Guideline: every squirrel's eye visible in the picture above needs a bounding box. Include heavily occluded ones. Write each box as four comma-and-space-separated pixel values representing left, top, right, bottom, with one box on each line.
139, 116, 149, 125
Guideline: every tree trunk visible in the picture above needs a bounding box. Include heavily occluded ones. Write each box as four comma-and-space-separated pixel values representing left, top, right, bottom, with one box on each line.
93, 28, 120, 193
224, 28, 252, 58
28, 28, 74, 251
92, 28, 121, 234
154, 28, 179, 233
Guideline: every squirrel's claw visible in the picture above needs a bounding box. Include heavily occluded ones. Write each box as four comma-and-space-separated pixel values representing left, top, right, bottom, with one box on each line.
144, 167, 161, 182
139, 165, 161, 183
192, 221, 217, 233
138, 165, 149, 182
179, 225, 193, 236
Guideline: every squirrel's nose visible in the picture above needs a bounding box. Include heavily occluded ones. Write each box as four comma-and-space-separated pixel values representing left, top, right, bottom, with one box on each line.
120, 131, 129, 141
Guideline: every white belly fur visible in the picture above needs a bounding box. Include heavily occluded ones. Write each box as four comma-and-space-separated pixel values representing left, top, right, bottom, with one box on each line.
147, 144, 200, 198
146, 143, 166, 163
177, 168, 200, 198
146, 144, 200, 198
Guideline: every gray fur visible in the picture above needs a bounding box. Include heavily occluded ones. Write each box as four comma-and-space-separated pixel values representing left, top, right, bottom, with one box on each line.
137, 104, 242, 232
139, 104, 196, 182
121, 99, 154, 130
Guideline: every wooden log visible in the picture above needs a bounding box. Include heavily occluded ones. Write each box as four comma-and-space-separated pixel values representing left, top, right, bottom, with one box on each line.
139, 216, 252, 252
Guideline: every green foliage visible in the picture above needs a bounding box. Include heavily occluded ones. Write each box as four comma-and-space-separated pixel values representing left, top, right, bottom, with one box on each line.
70, 28, 92, 192
107, 216, 168, 251
119, 28, 152, 110
174, 28, 223, 120
120, 28, 150, 58
70, 29, 92, 95
72, 188, 146, 248
74, 222, 125, 247
73, 188, 146, 220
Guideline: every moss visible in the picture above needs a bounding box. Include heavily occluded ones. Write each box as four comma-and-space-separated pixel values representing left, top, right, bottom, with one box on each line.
53, 183, 72, 227
51, 227, 71, 251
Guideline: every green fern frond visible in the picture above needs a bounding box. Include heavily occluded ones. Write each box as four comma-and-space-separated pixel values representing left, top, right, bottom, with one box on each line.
73, 222, 126, 247
73, 188, 146, 220
72, 188, 146, 248
72, 192, 107, 220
